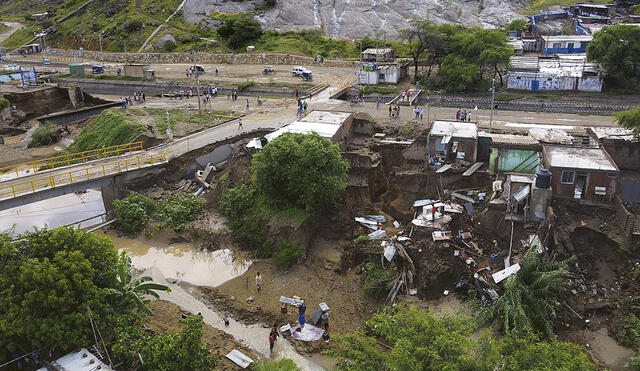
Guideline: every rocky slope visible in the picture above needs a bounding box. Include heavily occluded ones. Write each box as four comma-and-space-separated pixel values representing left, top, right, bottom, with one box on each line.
183, 0, 528, 39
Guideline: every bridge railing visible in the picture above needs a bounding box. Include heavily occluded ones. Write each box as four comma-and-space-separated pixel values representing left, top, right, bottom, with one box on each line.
0, 152, 167, 200
0, 142, 145, 178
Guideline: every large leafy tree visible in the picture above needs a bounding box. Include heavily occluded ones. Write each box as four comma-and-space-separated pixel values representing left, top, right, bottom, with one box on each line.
252, 133, 349, 212
400, 19, 445, 79
614, 106, 640, 138
587, 25, 640, 89
485, 247, 572, 337
113, 314, 218, 371
108, 251, 170, 315
0, 227, 118, 353
215, 12, 263, 49
433, 55, 480, 93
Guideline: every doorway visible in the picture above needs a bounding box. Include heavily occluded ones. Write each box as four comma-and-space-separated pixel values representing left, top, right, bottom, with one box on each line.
574, 173, 587, 199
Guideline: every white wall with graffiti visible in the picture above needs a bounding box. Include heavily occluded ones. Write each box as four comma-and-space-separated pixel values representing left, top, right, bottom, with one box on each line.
507, 72, 602, 92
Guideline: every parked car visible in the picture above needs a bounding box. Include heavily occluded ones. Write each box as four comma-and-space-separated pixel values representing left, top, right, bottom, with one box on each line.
291, 66, 312, 78
43, 58, 51, 65
263, 65, 275, 74
5, 64, 19, 71
92, 65, 104, 74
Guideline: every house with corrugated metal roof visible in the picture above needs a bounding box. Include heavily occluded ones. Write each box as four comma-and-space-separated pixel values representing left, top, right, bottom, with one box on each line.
477, 132, 541, 174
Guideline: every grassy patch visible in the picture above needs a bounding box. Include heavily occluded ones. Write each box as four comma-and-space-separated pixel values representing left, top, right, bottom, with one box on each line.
237, 79, 255, 91
66, 109, 146, 153
497, 92, 525, 101
28, 123, 59, 148
0, 25, 37, 49
523, 0, 609, 13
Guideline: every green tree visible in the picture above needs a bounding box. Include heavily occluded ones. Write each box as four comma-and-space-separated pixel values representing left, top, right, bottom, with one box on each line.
113, 314, 218, 371
614, 106, 640, 138
587, 25, 640, 89
483, 247, 572, 337
107, 251, 170, 314
399, 19, 445, 79
215, 12, 263, 49
157, 192, 205, 231
251, 133, 349, 212
502, 332, 596, 370
114, 192, 157, 235
433, 55, 480, 92
505, 19, 528, 33
0, 227, 117, 353
0, 98, 9, 111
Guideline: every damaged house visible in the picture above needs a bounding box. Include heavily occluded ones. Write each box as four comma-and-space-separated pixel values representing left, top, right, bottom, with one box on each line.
427, 121, 478, 163
587, 127, 640, 171
478, 132, 541, 174
542, 145, 619, 201
507, 55, 603, 92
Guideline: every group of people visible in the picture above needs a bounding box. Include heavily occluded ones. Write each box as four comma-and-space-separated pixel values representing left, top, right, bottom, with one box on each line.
400, 89, 415, 102
227, 90, 239, 100
296, 99, 308, 116
412, 106, 426, 120
133, 90, 146, 103
119, 96, 133, 108
256, 273, 330, 355
456, 108, 473, 122
388, 104, 401, 118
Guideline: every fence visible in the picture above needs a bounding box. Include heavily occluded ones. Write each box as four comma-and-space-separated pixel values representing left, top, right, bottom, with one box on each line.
0, 152, 167, 200
0, 142, 145, 178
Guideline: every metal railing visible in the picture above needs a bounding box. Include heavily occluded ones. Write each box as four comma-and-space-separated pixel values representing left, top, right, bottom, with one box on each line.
0, 142, 145, 177
0, 152, 167, 200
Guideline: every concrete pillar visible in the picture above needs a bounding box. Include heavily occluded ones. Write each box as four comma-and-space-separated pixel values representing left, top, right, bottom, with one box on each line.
101, 175, 127, 217
67, 86, 85, 108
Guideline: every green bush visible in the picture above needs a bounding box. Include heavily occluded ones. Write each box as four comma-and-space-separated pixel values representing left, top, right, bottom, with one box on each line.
0, 98, 9, 111
123, 18, 144, 33
617, 313, 640, 350
275, 240, 305, 270
221, 185, 271, 254
28, 123, 59, 148
114, 193, 157, 235
214, 12, 263, 49
363, 262, 395, 300
163, 40, 176, 52
157, 192, 205, 231
237, 79, 256, 91
252, 359, 299, 371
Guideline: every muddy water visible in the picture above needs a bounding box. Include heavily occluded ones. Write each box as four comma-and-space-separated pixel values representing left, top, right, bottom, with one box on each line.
0, 189, 105, 236
107, 234, 327, 370
108, 233, 251, 287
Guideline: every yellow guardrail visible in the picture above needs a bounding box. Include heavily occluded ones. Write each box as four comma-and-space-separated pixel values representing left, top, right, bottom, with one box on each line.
330, 81, 353, 96
0, 142, 145, 177
0, 152, 167, 200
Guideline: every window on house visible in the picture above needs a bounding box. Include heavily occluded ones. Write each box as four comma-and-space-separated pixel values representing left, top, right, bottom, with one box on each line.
552, 42, 562, 49
379, 73, 385, 80
547, 78, 553, 81
561, 170, 575, 184
580, 41, 589, 49
567, 42, 575, 49
435, 141, 445, 151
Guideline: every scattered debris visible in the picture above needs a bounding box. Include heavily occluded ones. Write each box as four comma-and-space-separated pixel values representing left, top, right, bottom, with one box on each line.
492, 263, 522, 284
225, 350, 253, 369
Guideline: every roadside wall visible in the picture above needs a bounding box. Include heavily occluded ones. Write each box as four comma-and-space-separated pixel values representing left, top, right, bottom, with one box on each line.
42, 49, 360, 68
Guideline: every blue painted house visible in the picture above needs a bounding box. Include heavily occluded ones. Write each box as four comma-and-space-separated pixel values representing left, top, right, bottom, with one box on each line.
541, 35, 592, 55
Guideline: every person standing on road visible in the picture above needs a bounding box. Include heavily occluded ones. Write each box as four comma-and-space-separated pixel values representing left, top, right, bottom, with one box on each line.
396, 105, 401, 118
246, 98, 250, 110
321, 311, 329, 331
215, 68, 219, 76
376, 97, 381, 109
255, 271, 262, 291
388, 104, 392, 118
269, 331, 277, 353
238, 118, 244, 131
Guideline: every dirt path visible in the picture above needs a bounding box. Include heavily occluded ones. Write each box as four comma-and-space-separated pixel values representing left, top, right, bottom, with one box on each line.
0, 22, 23, 45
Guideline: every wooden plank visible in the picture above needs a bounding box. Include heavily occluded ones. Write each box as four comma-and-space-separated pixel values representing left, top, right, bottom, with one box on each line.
451, 192, 475, 203
463, 162, 484, 177
435, 164, 453, 173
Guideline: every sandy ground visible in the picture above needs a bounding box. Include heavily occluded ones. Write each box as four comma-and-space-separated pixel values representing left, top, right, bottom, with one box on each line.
146, 300, 261, 370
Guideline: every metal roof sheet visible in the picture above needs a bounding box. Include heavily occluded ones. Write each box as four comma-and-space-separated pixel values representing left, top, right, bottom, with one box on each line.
479, 131, 540, 146
430, 121, 477, 139
544, 145, 618, 171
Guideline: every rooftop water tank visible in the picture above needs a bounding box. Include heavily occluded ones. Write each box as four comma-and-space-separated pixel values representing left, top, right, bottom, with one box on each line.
535, 169, 552, 189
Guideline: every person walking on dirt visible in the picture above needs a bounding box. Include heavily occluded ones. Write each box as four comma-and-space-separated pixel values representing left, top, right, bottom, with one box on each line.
269, 331, 277, 353
215, 68, 219, 76
246, 98, 250, 110
255, 271, 262, 291
376, 97, 381, 109
388, 105, 392, 118
321, 311, 329, 331
238, 118, 244, 131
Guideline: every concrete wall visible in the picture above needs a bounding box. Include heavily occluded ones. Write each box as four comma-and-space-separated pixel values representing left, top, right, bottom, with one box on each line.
615, 194, 639, 247
332, 113, 355, 151
507, 72, 602, 92
548, 166, 617, 200
44, 49, 360, 68
602, 140, 640, 171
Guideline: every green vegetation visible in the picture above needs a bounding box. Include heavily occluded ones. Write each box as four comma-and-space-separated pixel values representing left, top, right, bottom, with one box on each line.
588, 25, 640, 91
0, 98, 9, 111
0, 25, 37, 49
157, 192, 205, 231
114, 192, 205, 234
617, 313, 640, 350
275, 240, 305, 271
237, 79, 256, 91
525, 0, 608, 12
252, 359, 299, 371
614, 106, 640, 138
214, 12, 263, 50
66, 109, 146, 153
363, 262, 396, 300
328, 305, 596, 370
28, 123, 59, 147
479, 246, 572, 337
113, 314, 218, 371
402, 21, 513, 92
505, 19, 527, 33
360, 86, 400, 95
631, 4, 640, 14
256, 29, 359, 59
252, 133, 349, 212
497, 92, 525, 101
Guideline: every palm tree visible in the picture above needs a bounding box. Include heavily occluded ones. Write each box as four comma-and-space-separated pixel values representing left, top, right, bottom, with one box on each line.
108, 251, 171, 314
491, 246, 572, 337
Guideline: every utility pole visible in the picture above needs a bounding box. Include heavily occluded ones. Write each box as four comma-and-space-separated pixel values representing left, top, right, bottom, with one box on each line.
98, 32, 103, 62
192, 51, 202, 113
489, 78, 495, 129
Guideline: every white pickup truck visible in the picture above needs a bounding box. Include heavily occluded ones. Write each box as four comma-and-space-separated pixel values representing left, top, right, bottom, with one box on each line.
291, 66, 312, 80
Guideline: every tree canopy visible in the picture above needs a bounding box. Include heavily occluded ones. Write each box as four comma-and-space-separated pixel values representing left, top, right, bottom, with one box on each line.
481, 247, 572, 337
328, 305, 596, 371
0, 228, 118, 353
214, 12, 263, 49
252, 133, 349, 212
614, 106, 640, 138
587, 25, 640, 90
